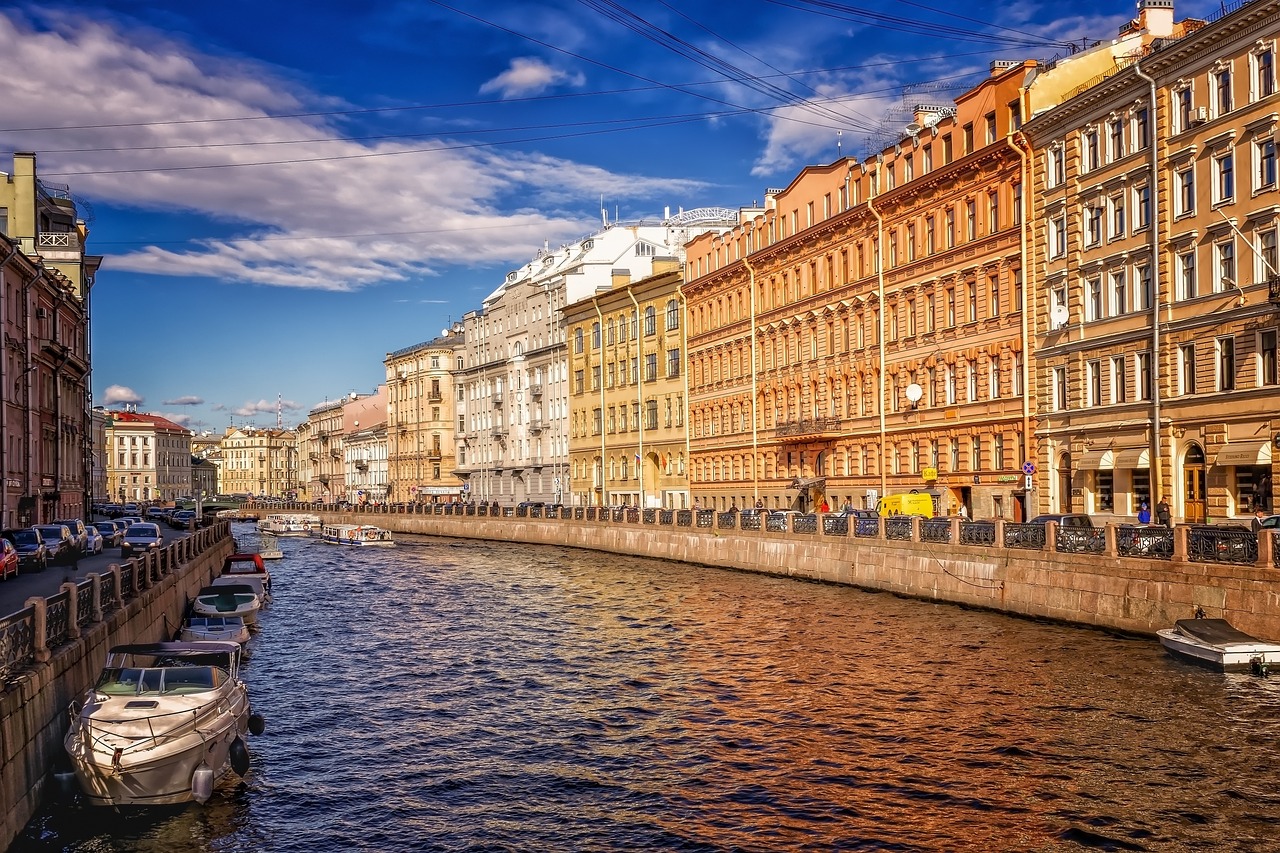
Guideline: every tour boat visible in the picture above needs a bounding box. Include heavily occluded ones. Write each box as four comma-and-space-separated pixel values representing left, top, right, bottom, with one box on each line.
1157, 618, 1280, 673
193, 583, 262, 625
258, 513, 319, 536
64, 641, 263, 806
321, 524, 395, 547
180, 615, 251, 645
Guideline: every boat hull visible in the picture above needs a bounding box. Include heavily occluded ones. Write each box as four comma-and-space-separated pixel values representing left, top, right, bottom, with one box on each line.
193, 596, 260, 625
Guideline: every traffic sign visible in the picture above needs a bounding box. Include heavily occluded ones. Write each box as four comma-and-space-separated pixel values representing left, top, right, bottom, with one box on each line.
1022, 462, 1036, 475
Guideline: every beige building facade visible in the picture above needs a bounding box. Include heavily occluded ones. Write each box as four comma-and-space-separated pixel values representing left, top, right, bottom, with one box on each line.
104, 410, 193, 503
1024, 0, 1280, 523
219, 427, 298, 499
384, 328, 464, 504
566, 263, 691, 508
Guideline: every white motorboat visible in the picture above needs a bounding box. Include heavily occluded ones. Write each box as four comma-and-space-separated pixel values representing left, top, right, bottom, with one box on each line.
216, 553, 272, 601
258, 534, 283, 561
321, 523, 395, 547
180, 615, 251, 645
64, 641, 264, 806
258, 513, 319, 536
1157, 618, 1280, 673
193, 583, 262, 625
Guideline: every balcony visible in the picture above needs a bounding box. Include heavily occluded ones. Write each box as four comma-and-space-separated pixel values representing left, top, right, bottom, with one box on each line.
1269, 274, 1280, 304
309, 452, 319, 461
529, 418, 544, 433
491, 428, 507, 441
330, 449, 341, 459
774, 416, 844, 440
493, 393, 504, 407
428, 391, 442, 401
530, 384, 543, 398
426, 448, 443, 460
355, 460, 368, 470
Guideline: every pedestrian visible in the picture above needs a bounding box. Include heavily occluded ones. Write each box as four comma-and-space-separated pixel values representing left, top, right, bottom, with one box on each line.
754, 498, 764, 510
1252, 506, 1269, 533
819, 499, 830, 513
1156, 497, 1172, 528
958, 504, 969, 520
1137, 501, 1151, 525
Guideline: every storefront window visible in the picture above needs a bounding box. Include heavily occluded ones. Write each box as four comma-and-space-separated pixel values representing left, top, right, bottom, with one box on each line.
1234, 466, 1272, 513
1132, 468, 1151, 513
1097, 471, 1114, 511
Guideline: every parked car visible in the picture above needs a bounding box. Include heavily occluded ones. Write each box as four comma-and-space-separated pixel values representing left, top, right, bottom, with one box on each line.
84, 525, 104, 555
145, 507, 170, 521
35, 524, 75, 565
0, 537, 17, 580
120, 522, 164, 558
54, 518, 89, 557
1, 528, 48, 572
117, 516, 143, 530
1187, 523, 1255, 562
1029, 513, 1096, 528
169, 510, 197, 529
94, 520, 124, 548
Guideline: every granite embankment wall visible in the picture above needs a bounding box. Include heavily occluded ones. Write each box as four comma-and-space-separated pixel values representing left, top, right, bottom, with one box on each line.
1, 529, 236, 851
329, 511, 1280, 640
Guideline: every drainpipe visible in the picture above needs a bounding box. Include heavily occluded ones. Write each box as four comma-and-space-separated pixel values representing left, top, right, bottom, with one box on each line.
742, 255, 760, 506
676, 282, 692, 510
1133, 60, 1164, 505
0, 240, 19, 527
593, 296, 608, 507
867, 174, 888, 501
626, 287, 645, 508
1012, 132, 1034, 503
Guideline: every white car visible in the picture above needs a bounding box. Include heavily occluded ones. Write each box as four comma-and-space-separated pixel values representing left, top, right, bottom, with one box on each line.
84, 525, 104, 555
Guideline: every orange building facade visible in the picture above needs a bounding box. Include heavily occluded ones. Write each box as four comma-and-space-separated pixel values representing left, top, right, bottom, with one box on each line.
683, 63, 1040, 518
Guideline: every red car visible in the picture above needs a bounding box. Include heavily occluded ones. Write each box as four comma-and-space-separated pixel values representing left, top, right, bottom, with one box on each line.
0, 537, 18, 580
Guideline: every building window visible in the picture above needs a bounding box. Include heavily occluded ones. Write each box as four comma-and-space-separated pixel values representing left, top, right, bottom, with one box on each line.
574, 329, 583, 353
1086, 360, 1102, 406
988, 191, 999, 233
667, 348, 681, 377
644, 306, 656, 336
592, 322, 601, 348
1257, 138, 1277, 191
1175, 87, 1192, 133
1108, 118, 1124, 160
1259, 329, 1278, 386
1135, 184, 1151, 229
946, 287, 956, 327
665, 299, 679, 330
946, 209, 956, 247
1178, 250, 1197, 300
1259, 227, 1278, 279
1135, 106, 1150, 149
1111, 356, 1128, 404
926, 292, 936, 333
988, 274, 999, 318
1086, 277, 1103, 321
1214, 151, 1234, 203
967, 280, 977, 323
1109, 194, 1125, 239
1137, 351, 1152, 400
1137, 263, 1153, 310
945, 363, 957, 404
1217, 337, 1237, 391
1216, 241, 1236, 291
1256, 48, 1276, 99
645, 353, 657, 382
1013, 182, 1022, 225
1110, 269, 1127, 316
1176, 166, 1195, 216
1215, 67, 1233, 116
1051, 214, 1067, 259
1085, 204, 1103, 246
1179, 343, 1197, 395
1053, 366, 1068, 410
985, 112, 997, 144
1083, 127, 1100, 172
989, 355, 1001, 399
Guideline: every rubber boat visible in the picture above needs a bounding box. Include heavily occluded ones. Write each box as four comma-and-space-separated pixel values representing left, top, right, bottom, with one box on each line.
1157, 618, 1280, 673
193, 583, 262, 625
64, 641, 264, 805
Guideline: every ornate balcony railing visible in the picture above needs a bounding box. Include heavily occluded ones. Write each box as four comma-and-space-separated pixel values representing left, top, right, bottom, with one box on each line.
774, 416, 843, 438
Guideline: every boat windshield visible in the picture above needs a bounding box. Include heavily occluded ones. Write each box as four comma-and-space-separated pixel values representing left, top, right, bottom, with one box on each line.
95, 665, 225, 696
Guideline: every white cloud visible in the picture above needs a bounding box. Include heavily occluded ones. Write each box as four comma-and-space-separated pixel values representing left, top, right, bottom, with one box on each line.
163, 395, 204, 405
479, 57, 585, 98
0, 12, 695, 292
102, 384, 143, 406
232, 398, 303, 417
157, 411, 193, 426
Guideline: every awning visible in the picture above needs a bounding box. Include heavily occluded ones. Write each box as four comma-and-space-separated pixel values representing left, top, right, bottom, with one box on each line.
1214, 441, 1272, 467
1075, 449, 1114, 470
1112, 446, 1150, 469
787, 477, 827, 491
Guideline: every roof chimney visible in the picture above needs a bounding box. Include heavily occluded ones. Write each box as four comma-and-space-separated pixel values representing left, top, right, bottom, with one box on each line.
1138, 0, 1174, 38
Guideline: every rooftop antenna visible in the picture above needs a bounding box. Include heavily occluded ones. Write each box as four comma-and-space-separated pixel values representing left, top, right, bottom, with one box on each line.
837, 129, 842, 158
277, 394, 282, 429
601, 194, 608, 228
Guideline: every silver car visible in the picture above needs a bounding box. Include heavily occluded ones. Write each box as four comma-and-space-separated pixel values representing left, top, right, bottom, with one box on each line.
120, 522, 163, 558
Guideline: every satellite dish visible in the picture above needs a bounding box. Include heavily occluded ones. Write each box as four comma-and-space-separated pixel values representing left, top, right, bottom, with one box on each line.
441, 329, 450, 337
905, 122, 922, 136
905, 383, 923, 406
1050, 304, 1069, 328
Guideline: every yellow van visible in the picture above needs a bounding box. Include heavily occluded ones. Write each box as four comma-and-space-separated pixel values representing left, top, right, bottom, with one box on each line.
876, 491, 935, 518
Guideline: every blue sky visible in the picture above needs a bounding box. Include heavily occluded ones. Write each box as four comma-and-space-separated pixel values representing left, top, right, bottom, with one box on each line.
0, 0, 1223, 433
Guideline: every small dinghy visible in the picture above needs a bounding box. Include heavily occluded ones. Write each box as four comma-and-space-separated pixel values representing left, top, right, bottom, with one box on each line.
1157, 617, 1280, 673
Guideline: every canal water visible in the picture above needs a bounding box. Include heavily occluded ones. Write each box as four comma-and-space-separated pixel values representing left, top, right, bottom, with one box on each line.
13, 524, 1280, 852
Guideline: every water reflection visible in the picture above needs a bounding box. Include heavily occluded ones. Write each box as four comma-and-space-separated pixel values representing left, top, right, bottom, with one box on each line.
15, 525, 1280, 852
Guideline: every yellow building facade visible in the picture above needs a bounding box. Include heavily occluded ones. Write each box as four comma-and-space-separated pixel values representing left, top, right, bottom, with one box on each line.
566, 262, 691, 508
384, 328, 465, 504
218, 427, 298, 499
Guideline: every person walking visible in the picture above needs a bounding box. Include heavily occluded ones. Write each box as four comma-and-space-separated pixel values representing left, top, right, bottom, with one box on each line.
1252, 506, 1269, 533
1156, 497, 1172, 528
